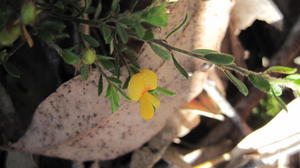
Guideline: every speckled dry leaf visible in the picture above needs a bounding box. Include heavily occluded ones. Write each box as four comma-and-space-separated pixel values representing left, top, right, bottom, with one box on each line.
10, 0, 233, 161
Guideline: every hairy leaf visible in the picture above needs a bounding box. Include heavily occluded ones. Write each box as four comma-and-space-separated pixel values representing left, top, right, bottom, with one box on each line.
141, 4, 169, 27
98, 74, 103, 96
204, 53, 234, 65
172, 55, 189, 79
271, 89, 287, 111
224, 70, 248, 96
149, 43, 171, 60
81, 34, 100, 47
266, 66, 297, 75
61, 50, 80, 65
192, 49, 217, 56
248, 74, 270, 92
116, 24, 128, 43
156, 87, 176, 96
80, 65, 89, 80
100, 24, 112, 44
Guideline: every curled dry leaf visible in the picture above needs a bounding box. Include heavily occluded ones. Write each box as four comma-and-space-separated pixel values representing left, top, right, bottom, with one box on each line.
227, 98, 300, 168
9, 0, 233, 161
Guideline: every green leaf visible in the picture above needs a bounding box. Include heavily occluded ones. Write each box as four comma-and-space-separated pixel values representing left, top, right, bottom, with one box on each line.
3, 62, 20, 78
123, 48, 137, 57
294, 79, 300, 86
21, 1, 37, 24
141, 3, 169, 27
165, 14, 188, 39
133, 21, 145, 38
285, 74, 300, 80
142, 30, 154, 41
80, 64, 89, 80
192, 49, 217, 56
81, 34, 100, 47
248, 74, 271, 92
108, 77, 122, 84
106, 84, 113, 97
109, 38, 114, 54
270, 84, 282, 96
156, 87, 176, 96
61, 50, 80, 64
271, 89, 287, 111
122, 76, 130, 89
265, 66, 297, 75
100, 24, 112, 44
115, 87, 131, 100
116, 24, 129, 43
172, 54, 189, 79
97, 55, 115, 60
224, 70, 248, 96
111, 0, 120, 13
119, 17, 145, 38
149, 43, 171, 60
204, 53, 235, 65
109, 86, 120, 113
101, 60, 118, 75
98, 74, 103, 96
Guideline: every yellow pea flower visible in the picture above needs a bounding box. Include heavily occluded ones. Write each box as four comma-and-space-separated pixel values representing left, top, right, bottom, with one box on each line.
128, 69, 160, 120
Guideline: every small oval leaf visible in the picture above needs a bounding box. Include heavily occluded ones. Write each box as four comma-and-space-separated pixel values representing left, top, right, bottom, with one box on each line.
192, 49, 216, 56
122, 76, 130, 89
81, 34, 100, 47
142, 30, 154, 41
266, 66, 297, 74
80, 65, 89, 80
285, 74, 300, 80
100, 24, 112, 44
61, 50, 80, 65
108, 77, 122, 84
270, 84, 282, 96
156, 87, 176, 96
224, 70, 248, 96
97, 55, 115, 60
271, 89, 287, 112
149, 43, 171, 60
172, 55, 188, 79
204, 53, 235, 65
294, 79, 300, 86
116, 24, 128, 43
98, 74, 103, 96
248, 74, 271, 92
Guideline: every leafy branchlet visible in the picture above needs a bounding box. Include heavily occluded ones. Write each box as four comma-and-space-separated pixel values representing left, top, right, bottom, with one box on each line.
0, 0, 299, 113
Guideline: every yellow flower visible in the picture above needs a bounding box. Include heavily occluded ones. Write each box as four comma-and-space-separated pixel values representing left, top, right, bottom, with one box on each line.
128, 69, 160, 120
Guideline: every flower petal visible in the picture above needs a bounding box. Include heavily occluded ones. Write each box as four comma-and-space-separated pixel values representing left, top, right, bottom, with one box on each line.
140, 69, 157, 90
128, 73, 144, 101
144, 92, 160, 109
139, 93, 154, 120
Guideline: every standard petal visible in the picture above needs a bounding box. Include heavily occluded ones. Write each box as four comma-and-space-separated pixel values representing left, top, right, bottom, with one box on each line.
144, 92, 160, 109
139, 94, 155, 120
128, 73, 145, 101
140, 69, 157, 90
